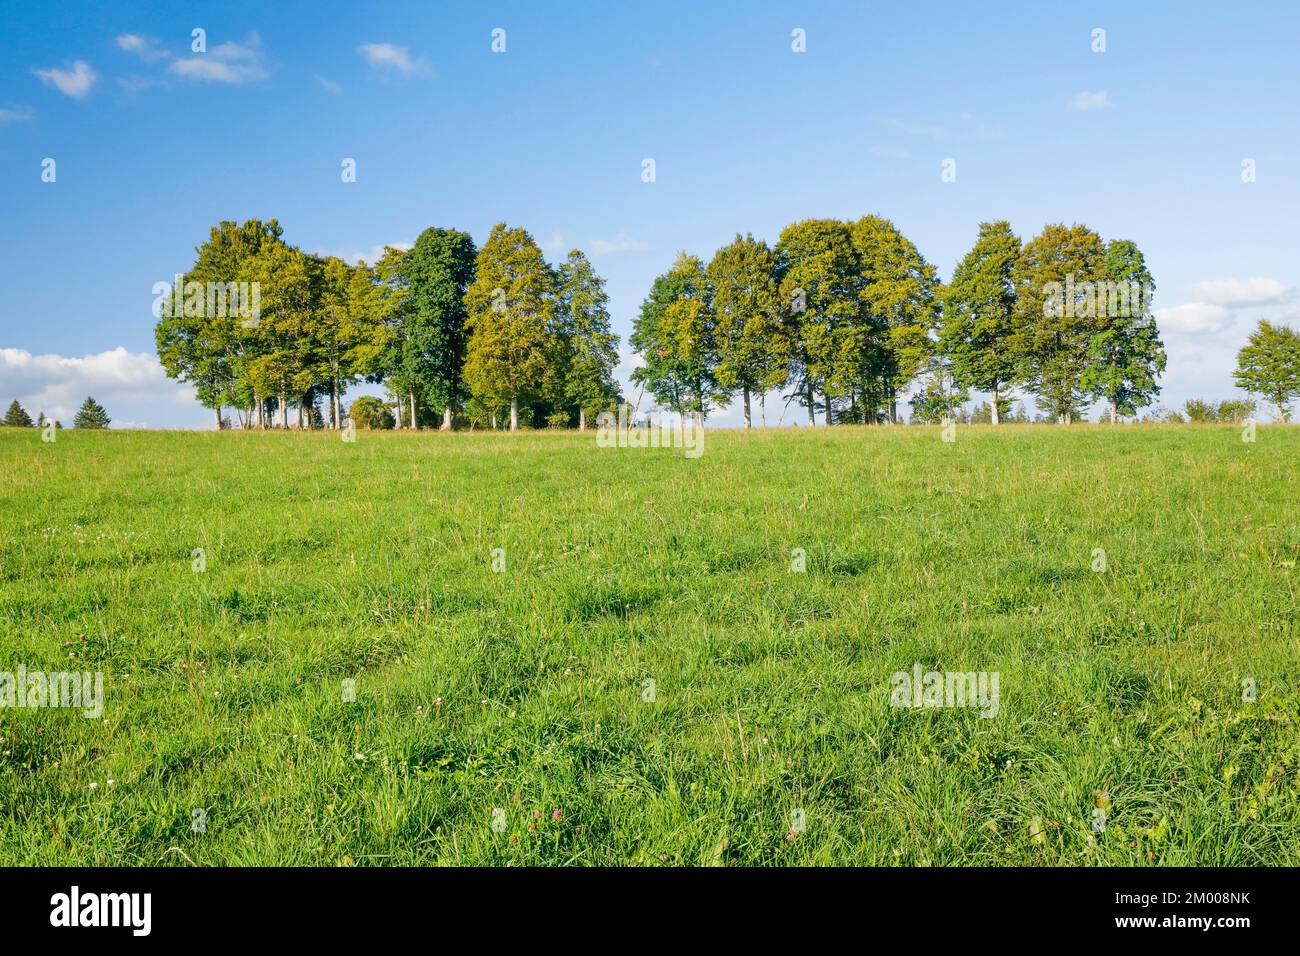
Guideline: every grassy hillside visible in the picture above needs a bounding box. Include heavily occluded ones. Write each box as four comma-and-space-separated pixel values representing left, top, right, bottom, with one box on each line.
0, 424, 1296, 865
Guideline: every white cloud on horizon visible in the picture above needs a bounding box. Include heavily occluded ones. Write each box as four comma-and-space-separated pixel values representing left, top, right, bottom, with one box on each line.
0, 106, 34, 123
33, 60, 97, 99
0, 346, 196, 427
1154, 302, 1231, 335
1189, 276, 1293, 307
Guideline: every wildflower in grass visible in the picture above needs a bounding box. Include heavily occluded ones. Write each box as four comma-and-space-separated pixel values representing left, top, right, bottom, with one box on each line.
552, 809, 562, 821
533, 810, 542, 819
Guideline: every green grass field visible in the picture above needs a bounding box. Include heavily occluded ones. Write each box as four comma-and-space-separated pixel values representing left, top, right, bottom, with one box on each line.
1, 424, 1297, 865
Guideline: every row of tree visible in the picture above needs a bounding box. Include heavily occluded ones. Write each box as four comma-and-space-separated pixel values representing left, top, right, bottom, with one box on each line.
631, 218, 1169, 427
154, 220, 622, 431
152, 217, 1300, 430
2, 397, 107, 429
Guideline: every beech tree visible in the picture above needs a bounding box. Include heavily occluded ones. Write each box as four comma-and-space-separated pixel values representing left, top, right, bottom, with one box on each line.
315, 256, 394, 428
463, 223, 557, 431
1082, 239, 1166, 422
1234, 319, 1300, 421
708, 234, 789, 428
557, 250, 621, 429
630, 253, 723, 422
773, 219, 861, 425
940, 221, 1022, 425
850, 214, 939, 423
1013, 223, 1108, 424
399, 227, 477, 429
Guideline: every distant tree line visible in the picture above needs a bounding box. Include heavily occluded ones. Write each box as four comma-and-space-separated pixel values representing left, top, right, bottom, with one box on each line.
153, 220, 621, 431
144, 217, 1300, 431
635, 218, 1300, 425
633, 219, 1167, 427
1, 397, 108, 430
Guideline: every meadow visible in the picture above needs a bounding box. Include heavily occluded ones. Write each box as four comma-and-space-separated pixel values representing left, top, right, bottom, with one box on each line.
0, 424, 1296, 866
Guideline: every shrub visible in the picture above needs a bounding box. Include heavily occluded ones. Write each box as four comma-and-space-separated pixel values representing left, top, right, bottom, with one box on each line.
349, 396, 395, 430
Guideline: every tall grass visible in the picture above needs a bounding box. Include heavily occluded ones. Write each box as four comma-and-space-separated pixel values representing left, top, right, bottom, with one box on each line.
0, 424, 1296, 865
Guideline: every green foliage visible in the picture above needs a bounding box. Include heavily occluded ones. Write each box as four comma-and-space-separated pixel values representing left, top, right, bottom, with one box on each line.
708, 234, 789, 425
849, 214, 940, 419
72, 396, 110, 429
557, 250, 622, 426
941, 221, 1022, 420
1013, 223, 1109, 423
463, 223, 559, 428
774, 219, 862, 421
348, 395, 395, 429
3, 400, 34, 428
396, 227, 478, 419
1234, 320, 1300, 421
631, 252, 724, 418
1081, 239, 1166, 420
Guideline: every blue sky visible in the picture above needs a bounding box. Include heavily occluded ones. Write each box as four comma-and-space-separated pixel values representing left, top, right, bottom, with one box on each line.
2, 0, 1298, 426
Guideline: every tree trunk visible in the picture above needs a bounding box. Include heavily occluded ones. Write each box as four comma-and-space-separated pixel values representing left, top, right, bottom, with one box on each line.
1110, 401, 1117, 424
491, 411, 497, 430
742, 384, 751, 429
578, 407, 586, 431
760, 392, 766, 427
991, 386, 1000, 426
279, 392, 288, 429
806, 380, 816, 427
441, 405, 453, 431
213, 404, 222, 430
510, 395, 519, 431
332, 378, 340, 429
409, 390, 417, 431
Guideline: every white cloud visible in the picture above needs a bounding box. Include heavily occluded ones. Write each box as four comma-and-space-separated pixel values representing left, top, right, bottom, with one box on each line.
116, 34, 170, 62
883, 117, 945, 137
358, 42, 427, 76
0, 106, 33, 123
314, 74, 342, 93
541, 231, 573, 256
869, 145, 911, 159
1189, 276, 1293, 307
1154, 302, 1231, 335
33, 60, 97, 99
169, 33, 267, 84
589, 233, 651, 256
0, 346, 194, 426
1069, 90, 1112, 111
